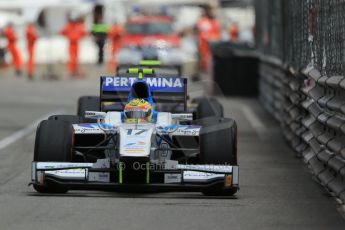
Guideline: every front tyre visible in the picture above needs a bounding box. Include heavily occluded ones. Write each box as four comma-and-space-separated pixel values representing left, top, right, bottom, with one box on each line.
33, 120, 73, 193
197, 117, 237, 165
195, 117, 238, 196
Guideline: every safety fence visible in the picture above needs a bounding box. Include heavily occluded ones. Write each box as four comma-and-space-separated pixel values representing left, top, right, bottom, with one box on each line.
255, 0, 345, 75
259, 57, 345, 202
255, 0, 345, 202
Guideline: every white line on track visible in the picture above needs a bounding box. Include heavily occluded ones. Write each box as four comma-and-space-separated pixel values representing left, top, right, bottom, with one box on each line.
0, 108, 67, 151
241, 105, 266, 130
241, 105, 269, 140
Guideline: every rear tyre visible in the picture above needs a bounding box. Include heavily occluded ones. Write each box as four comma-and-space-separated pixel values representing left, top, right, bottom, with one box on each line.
195, 117, 238, 196
33, 120, 73, 193
193, 97, 224, 119
77, 96, 100, 122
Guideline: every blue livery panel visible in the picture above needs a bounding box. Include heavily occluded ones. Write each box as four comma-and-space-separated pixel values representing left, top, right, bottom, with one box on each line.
101, 76, 186, 93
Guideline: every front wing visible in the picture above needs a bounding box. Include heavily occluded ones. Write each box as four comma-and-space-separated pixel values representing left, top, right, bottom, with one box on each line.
31, 162, 239, 192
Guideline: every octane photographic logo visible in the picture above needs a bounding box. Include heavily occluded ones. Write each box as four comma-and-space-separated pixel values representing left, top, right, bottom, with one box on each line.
116, 162, 233, 172
116, 162, 126, 170
115, 162, 167, 171
132, 162, 166, 171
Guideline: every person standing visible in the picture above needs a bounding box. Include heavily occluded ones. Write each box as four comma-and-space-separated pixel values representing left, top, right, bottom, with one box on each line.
0, 30, 8, 68
3, 23, 22, 75
91, 16, 108, 65
107, 22, 124, 72
60, 16, 87, 78
25, 23, 37, 79
195, 5, 220, 73
229, 23, 239, 42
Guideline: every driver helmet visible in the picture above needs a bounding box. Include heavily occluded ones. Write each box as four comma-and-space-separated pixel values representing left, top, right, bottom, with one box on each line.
124, 99, 153, 123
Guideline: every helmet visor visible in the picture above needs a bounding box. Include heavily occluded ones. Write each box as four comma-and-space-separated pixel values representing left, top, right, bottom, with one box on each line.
125, 109, 151, 119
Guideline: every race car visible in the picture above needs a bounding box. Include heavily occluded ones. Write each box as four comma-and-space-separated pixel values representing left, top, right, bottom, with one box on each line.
116, 15, 185, 75
31, 70, 238, 196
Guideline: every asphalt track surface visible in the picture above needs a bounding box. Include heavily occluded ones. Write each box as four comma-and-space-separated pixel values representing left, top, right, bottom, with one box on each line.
0, 68, 344, 230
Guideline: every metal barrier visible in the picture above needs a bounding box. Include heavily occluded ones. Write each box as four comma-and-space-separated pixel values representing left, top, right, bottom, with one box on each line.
259, 58, 345, 202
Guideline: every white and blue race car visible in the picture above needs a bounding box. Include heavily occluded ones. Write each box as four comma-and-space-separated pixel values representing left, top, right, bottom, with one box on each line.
31, 70, 238, 196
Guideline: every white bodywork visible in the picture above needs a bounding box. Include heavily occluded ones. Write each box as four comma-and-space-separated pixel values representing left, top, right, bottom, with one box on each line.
119, 124, 154, 157
73, 111, 200, 158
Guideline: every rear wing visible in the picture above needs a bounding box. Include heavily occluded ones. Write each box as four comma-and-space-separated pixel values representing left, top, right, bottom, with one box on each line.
116, 65, 182, 76
100, 76, 188, 110
117, 60, 182, 76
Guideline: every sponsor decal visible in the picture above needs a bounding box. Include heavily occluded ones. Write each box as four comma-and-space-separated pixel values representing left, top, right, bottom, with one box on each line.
164, 173, 182, 183
156, 125, 201, 136
88, 172, 110, 182
74, 124, 116, 133
156, 124, 178, 134
183, 171, 224, 181
125, 128, 148, 136
101, 77, 185, 93
123, 141, 147, 154
175, 126, 201, 136
85, 111, 97, 116
124, 149, 145, 154
45, 169, 87, 179
124, 141, 146, 147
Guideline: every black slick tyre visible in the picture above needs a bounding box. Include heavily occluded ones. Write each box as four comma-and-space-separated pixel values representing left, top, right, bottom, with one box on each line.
33, 120, 73, 193
195, 117, 238, 196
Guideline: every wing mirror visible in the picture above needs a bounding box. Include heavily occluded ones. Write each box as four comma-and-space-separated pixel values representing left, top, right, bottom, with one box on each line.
84, 111, 106, 120
171, 113, 193, 121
